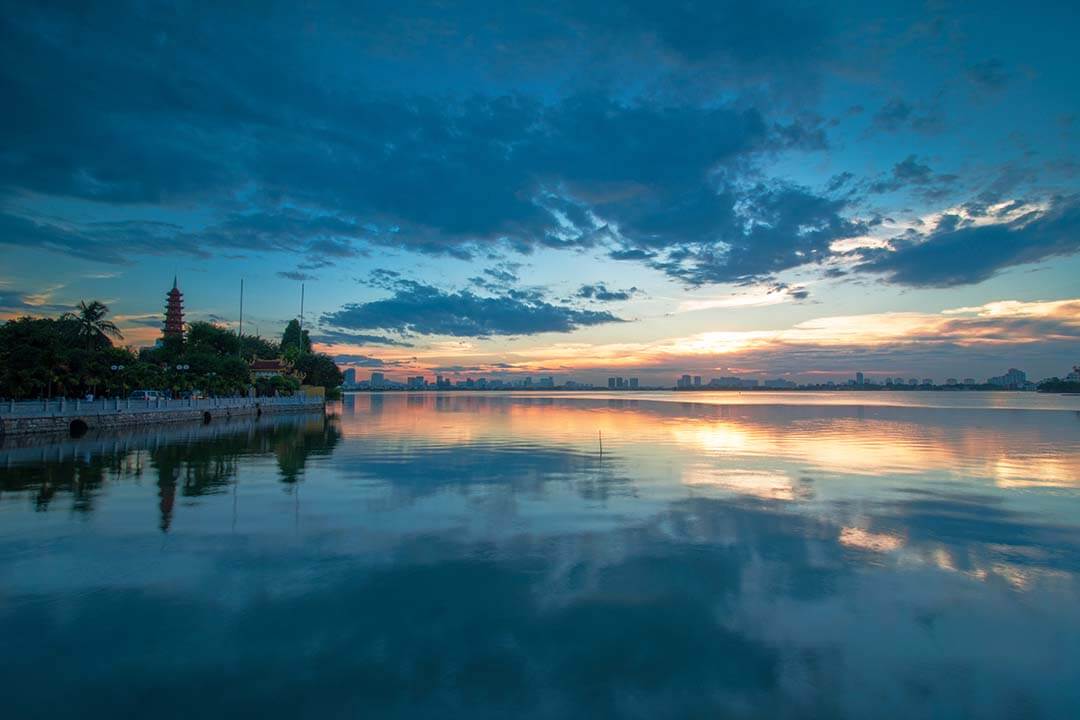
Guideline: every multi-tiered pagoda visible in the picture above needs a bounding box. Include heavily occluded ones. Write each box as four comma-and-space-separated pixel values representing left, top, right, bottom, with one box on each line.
164, 276, 185, 338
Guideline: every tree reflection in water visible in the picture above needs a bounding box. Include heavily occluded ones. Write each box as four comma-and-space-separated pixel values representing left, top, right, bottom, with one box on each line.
1, 395, 1079, 717
0, 413, 339, 531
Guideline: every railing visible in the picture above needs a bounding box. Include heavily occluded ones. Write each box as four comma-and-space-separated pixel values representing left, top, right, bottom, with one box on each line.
0, 394, 322, 418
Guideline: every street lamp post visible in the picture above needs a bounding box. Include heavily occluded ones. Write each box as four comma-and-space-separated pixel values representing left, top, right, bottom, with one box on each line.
174, 364, 190, 398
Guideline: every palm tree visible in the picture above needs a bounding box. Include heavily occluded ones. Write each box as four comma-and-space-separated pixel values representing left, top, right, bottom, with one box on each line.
62, 300, 123, 351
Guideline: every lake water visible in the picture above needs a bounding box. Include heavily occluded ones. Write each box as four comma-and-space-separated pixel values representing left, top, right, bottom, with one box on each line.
2, 392, 1079, 719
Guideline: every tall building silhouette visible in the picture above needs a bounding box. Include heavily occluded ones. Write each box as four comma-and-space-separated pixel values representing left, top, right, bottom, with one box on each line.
164, 276, 185, 338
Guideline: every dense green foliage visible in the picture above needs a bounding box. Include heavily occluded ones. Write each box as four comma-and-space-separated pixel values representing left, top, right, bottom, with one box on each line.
61, 300, 123, 351
281, 319, 312, 356
0, 315, 139, 398
1037, 378, 1080, 393
295, 352, 343, 390
0, 302, 340, 399
278, 319, 342, 394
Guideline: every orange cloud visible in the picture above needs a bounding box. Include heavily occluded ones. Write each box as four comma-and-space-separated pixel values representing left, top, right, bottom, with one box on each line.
315, 297, 1080, 379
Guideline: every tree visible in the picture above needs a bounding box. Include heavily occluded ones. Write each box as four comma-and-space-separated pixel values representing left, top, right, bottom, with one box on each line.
255, 374, 300, 398
241, 334, 280, 361
280, 319, 312, 354
0, 305, 335, 399
187, 321, 240, 357
1037, 377, 1080, 394
295, 352, 343, 390
62, 300, 122, 351
0, 318, 66, 398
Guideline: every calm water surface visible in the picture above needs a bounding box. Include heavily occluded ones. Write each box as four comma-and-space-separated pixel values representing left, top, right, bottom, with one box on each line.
2, 392, 1079, 719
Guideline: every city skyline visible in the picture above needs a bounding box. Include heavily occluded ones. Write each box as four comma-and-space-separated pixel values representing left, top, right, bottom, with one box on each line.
341, 366, 1057, 391
2, 2, 1078, 384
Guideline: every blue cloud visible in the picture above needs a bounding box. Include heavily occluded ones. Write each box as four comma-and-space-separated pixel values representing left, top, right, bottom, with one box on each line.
636, 181, 866, 285
0, 212, 189, 264
322, 279, 623, 338
0, 288, 70, 314
0, 1, 845, 284
967, 59, 1009, 92
313, 329, 415, 348
867, 156, 959, 199
576, 284, 639, 302
469, 264, 524, 292
870, 98, 943, 135
1, 0, 1076, 297
277, 271, 318, 282
856, 196, 1080, 287
330, 354, 397, 367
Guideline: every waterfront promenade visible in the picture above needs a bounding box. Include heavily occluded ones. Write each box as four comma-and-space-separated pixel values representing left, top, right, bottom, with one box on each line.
0, 394, 324, 437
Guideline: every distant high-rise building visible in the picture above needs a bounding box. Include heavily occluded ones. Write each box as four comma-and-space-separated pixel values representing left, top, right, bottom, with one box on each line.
908, 378, 918, 386
608, 377, 617, 389
678, 374, 692, 389
963, 378, 976, 385
988, 368, 1027, 388
711, 376, 752, 389
693, 376, 701, 387
539, 376, 554, 388
628, 378, 639, 389
946, 378, 958, 386
371, 372, 385, 389
885, 377, 893, 386
855, 372, 864, 385
343, 368, 357, 386
922, 378, 933, 386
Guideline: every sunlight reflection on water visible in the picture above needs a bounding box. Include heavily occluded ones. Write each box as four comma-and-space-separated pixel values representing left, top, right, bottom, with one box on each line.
1, 392, 1078, 719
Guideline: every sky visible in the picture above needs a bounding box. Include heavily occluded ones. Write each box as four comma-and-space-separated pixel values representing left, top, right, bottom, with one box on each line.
1, 0, 1078, 384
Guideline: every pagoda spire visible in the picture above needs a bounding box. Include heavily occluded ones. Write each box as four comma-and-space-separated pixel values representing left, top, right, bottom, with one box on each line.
164, 277, 185, 339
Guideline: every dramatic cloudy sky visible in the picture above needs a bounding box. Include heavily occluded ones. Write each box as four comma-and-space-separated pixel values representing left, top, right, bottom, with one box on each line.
2, 0, 1078, 383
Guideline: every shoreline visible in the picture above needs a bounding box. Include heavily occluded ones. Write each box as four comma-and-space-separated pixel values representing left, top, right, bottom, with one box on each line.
0, 409, 329, 456
0, 396, 324, 438
337, 389, 1080, 412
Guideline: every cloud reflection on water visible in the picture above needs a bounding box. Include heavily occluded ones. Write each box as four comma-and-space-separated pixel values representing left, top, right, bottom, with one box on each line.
1, 394, 1079, 718
339, 393, 1080, 491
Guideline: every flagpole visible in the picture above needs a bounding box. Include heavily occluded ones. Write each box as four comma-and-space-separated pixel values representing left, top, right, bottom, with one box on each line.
238, 278, 244, 354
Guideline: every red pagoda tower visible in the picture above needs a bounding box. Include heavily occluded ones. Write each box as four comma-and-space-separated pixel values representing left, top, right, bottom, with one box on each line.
164, 276, 185, 338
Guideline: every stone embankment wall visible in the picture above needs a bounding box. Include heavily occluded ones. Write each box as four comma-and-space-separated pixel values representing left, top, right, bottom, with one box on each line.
0, 401, 322, 437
